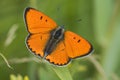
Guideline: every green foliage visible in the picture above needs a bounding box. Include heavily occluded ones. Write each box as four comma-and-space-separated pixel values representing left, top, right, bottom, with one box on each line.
0, 0, 120, 80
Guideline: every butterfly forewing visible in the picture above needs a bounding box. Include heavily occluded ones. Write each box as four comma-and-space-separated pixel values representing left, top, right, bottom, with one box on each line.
24, 7, 57, 34
64, 31, 93, 58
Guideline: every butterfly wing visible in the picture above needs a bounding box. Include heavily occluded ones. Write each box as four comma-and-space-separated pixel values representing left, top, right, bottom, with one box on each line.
24, 7, 57, 57
64, 31, 93, 58
45, 41, 70, 66
27, 33, 50, 57
24, 7, 57, 34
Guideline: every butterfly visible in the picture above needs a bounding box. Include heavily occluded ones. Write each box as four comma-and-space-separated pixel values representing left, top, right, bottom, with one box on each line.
24, 7, 93, 66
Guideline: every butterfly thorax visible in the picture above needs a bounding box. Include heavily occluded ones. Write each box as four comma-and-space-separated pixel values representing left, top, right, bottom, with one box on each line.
44, 26, 65, 57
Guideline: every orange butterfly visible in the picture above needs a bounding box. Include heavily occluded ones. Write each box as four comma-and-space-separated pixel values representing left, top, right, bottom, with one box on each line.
24, 7, 93, 66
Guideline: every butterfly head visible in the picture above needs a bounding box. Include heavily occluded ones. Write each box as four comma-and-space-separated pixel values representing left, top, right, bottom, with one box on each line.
52, 26, 65, 40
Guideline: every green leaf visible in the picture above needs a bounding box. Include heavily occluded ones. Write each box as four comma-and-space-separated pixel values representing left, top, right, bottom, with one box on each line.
51, 66, 73, 80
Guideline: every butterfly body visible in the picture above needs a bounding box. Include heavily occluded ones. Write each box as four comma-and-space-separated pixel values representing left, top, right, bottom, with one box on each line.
44, 26, 64, 57
24, 7, 93, 66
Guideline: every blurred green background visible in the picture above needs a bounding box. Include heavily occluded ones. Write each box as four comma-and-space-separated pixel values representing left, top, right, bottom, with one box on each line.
0, 0, 120, 80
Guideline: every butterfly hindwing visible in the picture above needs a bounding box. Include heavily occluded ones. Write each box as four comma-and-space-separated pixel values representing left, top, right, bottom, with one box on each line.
24, 7, 57, 34
64, 31, 93, 58
27, 33, 50, 57
45, 41, 70, 66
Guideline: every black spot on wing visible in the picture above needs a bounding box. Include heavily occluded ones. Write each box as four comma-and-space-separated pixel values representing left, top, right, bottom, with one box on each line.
73, 37, 81, 43
73, 37, 76, 39
40, 16, 48, 22
37, 54, 41, 56
40, 36, 42, 40
40, 16, 43, 20
77, 39, 80, 43
45, 19, 48, 22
